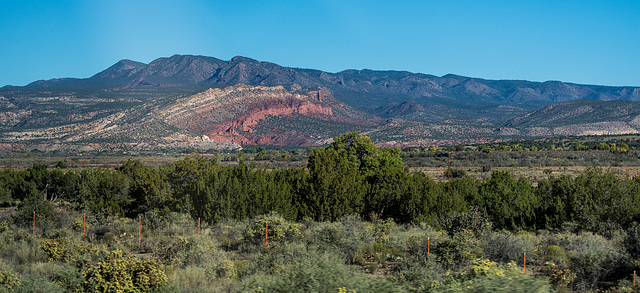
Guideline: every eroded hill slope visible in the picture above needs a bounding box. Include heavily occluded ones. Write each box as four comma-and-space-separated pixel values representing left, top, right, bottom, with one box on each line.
0, 85, 380, 150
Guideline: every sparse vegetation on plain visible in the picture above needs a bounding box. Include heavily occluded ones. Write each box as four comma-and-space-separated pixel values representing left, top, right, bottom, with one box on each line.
0, 132, 638, 292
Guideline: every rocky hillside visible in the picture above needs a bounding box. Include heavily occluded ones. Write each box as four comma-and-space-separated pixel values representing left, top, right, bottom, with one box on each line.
0, 85, 381, 150
503, 99, 640, 136
11, 55, 640, 123
156, 84, 379, 145
2, 54, 640, 150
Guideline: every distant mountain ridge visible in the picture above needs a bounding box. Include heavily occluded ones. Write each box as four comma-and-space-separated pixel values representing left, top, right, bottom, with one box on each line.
2, 54, 640, 150
16, 54, 640, 107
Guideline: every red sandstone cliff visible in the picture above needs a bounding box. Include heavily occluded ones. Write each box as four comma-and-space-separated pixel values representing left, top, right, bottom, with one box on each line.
158, 84, 375, 145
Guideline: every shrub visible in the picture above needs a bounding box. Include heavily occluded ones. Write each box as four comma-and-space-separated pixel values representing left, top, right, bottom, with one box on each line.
52, 207, 77, 231
404, 224, 443, 254
373, 218, 396, 244
543, 262, 576, 291
362, 242, 400, 265
393, 252, 445, 292
211, 219, 245, 250
434, 207, 492, 236
1, 236, 47, 265
14, 275, 64, 293
480, 231, 539, 264
384, 223, 440, 258
243, 212, 302, 246
40, 237, 101, 264
565, 232, 631, 291
305, 222, 341, 252
338, 214, 374, 264
54, 161, 68, 169
241, 244, 401, 293
0, 271, 20, 292
14, 196, 55, 231
433, 229, 484, 270
431, 259, 553, 292
140, 210, 172, 233
155, 237, 193, 267
247, 242, 310, 276
55, 263, 86, 293
624, 222, 640, 260
170, 266, 220, 293
544, 245, 570, 266
83, 250, 167, 293
160, 212, 198, 237
155, 235, 236, 284
21, 262, 85, 293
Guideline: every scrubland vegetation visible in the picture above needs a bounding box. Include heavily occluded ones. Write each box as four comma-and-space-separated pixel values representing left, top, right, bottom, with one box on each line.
0, 132, 639, 292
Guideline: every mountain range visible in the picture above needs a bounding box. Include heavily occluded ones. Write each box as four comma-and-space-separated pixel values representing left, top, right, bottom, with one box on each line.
1, 54, 640, 150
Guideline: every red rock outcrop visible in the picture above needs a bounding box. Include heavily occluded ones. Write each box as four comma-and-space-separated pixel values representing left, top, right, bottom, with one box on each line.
205, 98, 333, 144
208, 98, 332, 134
158, 84, 353, 145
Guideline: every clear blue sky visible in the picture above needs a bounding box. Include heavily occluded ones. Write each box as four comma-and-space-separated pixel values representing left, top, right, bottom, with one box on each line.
1, 0, 639, 87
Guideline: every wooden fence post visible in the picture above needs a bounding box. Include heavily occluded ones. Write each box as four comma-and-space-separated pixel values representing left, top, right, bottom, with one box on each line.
198, 218, 201, 237
265, 223, 268, 249
523, 252, 527, 275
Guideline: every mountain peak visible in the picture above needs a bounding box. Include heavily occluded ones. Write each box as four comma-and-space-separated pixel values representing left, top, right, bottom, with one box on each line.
112, 59, 145, 71
230, 56, 258, 63
91, 59, 147, 82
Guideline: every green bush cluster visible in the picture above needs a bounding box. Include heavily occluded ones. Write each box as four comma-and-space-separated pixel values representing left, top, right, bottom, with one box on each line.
0, 271, 20, 291
40, 237, 101, 264
243, 212, 302, 246
2, 132, 640, 236
83, 250, 167, 292
241, 243, 401, 293
0, 132, 640, 292
0, 208, 639, 292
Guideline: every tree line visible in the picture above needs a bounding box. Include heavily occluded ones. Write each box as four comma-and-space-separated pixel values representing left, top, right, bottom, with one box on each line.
2, 132, 640, 234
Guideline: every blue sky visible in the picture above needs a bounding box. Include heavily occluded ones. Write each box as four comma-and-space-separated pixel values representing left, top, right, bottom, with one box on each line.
1, 0, 639, 87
